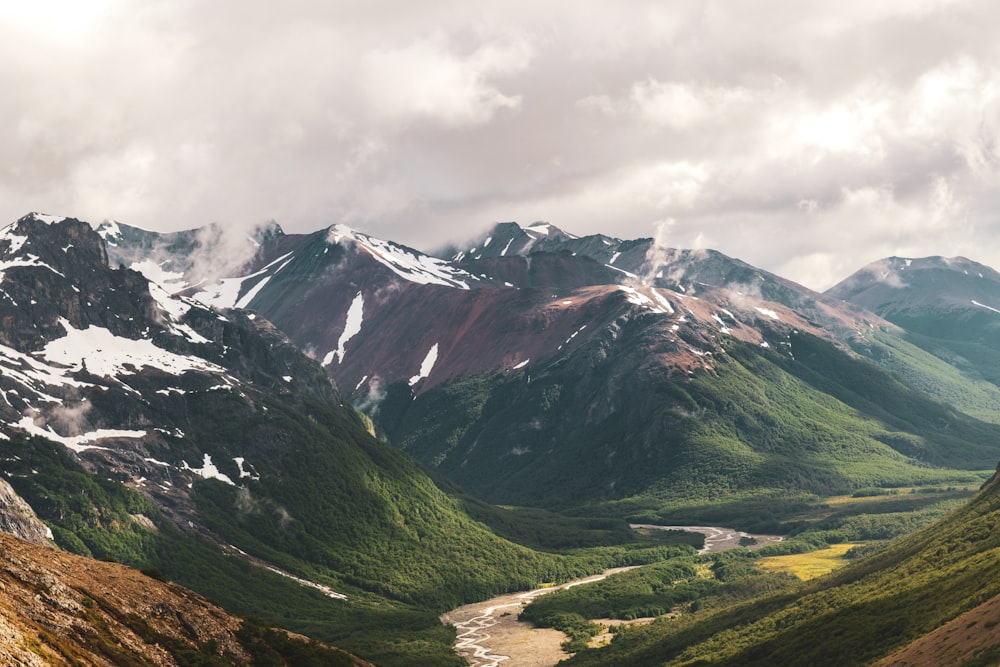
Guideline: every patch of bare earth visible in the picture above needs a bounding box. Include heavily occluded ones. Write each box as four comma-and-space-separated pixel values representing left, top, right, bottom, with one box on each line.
877, 591, 1000, 666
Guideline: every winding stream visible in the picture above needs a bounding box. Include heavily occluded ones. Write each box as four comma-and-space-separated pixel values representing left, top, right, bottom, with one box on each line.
442, 525, 783, 666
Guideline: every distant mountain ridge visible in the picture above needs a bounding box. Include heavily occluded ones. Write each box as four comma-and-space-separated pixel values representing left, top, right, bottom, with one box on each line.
89, 216, 1000, 515
101, 218, 883, 393
828, 254, 1000, 337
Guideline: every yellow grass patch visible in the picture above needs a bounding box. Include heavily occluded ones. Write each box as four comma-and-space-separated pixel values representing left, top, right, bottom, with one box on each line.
824, 494, 905, 506
695, 563, 714, 579
758, 543, 861, 580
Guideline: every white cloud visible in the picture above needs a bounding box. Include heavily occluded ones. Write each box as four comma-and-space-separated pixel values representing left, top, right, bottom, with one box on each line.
3, 1, 1000, 290
629, 80, 753, 129
360, 32, 532, 126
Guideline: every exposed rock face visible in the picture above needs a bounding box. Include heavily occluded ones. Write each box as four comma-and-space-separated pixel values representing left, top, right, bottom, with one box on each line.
0, 479, 52, 545
0, 530, 369, 666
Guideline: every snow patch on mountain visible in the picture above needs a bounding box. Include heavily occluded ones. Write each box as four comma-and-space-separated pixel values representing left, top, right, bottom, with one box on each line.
0, 225, 29, 256
755, 307, 780, 320
233, 456, 260, 480
27, 213, 67, 225
197, 251, 295, 310
200, 276, 247, 309
146, 282, 211, 344
652, 289, 675, 313
331, 291, 364, 366
130, 259, 187, 290
409, 343, 439, 386
183, 453, 235, 486
95, 220, 124, 244
606, 264, 639, 279
41, 318, 228, 379
235, 277, 271, 309
14, 415, 146, 453
563, 325, 587, 346
618, 286, 671, 314
0, 342, 90, 404
971, 300, 1000, 315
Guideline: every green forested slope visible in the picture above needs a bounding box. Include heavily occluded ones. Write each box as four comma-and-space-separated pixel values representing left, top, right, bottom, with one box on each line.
850, 327, 1000, 424
380, 330, 998, 514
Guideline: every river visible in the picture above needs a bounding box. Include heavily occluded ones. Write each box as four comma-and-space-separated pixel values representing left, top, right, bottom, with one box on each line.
441, 525, 783, 666
629, 524, 784, 553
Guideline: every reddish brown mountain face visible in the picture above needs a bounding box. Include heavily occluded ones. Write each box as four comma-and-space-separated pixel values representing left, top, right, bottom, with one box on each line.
100, 219, 881, 404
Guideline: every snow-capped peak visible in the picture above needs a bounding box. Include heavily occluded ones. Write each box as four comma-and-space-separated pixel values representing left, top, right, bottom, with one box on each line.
326, 224, 475, 289
25, 212, 67, 225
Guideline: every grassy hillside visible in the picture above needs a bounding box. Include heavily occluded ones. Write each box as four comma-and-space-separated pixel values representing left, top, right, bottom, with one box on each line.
562, 468, 1000, 666
850, 327, 1000, 424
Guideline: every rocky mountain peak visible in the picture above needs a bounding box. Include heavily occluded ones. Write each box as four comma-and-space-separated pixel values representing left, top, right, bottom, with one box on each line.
6, 213, 110, 275
0, 214, 155, 350
0, 213, 341, 537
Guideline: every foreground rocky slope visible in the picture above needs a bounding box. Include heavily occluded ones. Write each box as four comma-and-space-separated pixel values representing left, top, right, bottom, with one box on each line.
0, 530, 367, 666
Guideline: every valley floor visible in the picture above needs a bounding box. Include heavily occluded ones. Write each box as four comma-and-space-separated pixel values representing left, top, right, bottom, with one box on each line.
442, 567, 635, 667
442, 525, 781, 666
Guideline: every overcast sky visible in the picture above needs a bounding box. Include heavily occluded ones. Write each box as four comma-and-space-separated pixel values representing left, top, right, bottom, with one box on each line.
4, 1, 1000, 289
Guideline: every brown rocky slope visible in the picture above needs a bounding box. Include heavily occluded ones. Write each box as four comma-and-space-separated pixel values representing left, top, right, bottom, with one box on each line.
0, 531, 369, 666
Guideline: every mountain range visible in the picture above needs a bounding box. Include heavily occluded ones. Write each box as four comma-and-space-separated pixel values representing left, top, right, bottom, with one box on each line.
97, 216, 1000, 514
3, 211, 1000, 664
